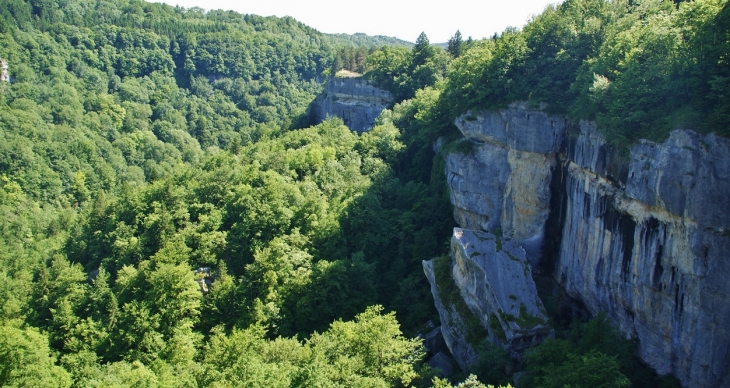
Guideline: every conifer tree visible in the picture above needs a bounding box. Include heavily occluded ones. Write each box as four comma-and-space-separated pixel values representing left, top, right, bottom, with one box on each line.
447, 30, 464, 58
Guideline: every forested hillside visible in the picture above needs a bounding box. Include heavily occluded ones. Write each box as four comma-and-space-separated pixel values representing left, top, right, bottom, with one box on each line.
0, 0, 727, 386
366, 0, 730, 147
0, 0, 459, 385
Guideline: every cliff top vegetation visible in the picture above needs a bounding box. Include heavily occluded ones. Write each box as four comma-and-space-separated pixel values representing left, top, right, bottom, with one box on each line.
364, 0, 730, 147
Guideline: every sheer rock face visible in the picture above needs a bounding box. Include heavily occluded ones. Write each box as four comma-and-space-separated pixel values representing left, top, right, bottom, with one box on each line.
443, 103, 730, 388
558, 125, 730, 388
310, 77, 392, 133
446, 103, 566, 268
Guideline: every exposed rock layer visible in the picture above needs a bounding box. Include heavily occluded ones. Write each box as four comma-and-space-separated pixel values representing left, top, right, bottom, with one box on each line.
450, 228, 552, 356
443, 103, 730, 388
310, 77, 392, 132
446, 104, 565, 268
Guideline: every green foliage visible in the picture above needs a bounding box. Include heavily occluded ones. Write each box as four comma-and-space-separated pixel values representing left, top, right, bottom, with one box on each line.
326, 32, 415, 49
0, 322, 72, 387
440, 0, 729, 147
330, 45, 375, 74
507, 303, 547, 329
0, 0, 456, 384
200, 305, 424, 387
308, 305, 425, 386
433, 374, 513, 388
521, 312, 681, 388
447, 30, 465, 58
534, 350, 630, 388
365, 32, 449, 102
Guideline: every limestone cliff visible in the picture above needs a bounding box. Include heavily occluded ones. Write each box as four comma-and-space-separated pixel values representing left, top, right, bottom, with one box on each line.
446, 103, 566, 269
423, 258, 480, 371
441, 103, 730, 388
310, 77, 392, 133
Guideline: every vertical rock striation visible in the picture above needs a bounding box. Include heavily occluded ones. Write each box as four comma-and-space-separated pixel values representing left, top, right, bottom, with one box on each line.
440, 103, 730, 388
309, 77, 393, 133
557, 124, 730, 388
446, 103, 566, 268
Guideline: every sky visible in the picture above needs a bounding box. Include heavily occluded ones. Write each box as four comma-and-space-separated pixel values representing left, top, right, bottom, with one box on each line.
151, 0, 560, 43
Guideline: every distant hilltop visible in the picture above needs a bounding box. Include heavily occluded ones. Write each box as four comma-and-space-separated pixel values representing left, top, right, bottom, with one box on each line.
326, 32, 414, 48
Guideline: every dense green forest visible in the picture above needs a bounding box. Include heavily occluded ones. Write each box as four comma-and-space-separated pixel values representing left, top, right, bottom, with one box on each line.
0, 0, 457, 385
0, 0, 726, 386
365, 0, 730, 146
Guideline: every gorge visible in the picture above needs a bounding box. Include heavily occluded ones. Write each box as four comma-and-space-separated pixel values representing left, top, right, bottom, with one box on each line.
2, 0, 728, 385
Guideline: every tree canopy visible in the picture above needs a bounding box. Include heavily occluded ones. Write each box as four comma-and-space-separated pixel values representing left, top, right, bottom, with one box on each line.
0, 0, 719, 386
438, 0, 730, 146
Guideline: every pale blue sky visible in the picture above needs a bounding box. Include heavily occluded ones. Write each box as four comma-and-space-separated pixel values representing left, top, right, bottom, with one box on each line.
152, 0, 560, 43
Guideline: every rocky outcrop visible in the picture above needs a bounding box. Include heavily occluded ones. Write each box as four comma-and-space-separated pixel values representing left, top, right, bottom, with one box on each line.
423, 258, 480, 371
450, 228, 552, 355
428, 352, 455, 378
423, 228, 552, 370
310, 77, 392, 133
423, 327, 456, 378
442, 103, 730, 388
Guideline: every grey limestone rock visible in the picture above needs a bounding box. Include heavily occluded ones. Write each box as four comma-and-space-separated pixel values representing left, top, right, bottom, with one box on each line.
422, 228, 552, 371
447, 104, 561, 268
626, 130, 730, 227
557, 127, 730, 388
565, 121, 628, 184
442, 103, 730, 387
454, 102, 566, 154
424, 326, 448, 356
428, 352, 455, 378
450, 228, 552, 358
423, 258, 480, 371
310, 77, 393, 133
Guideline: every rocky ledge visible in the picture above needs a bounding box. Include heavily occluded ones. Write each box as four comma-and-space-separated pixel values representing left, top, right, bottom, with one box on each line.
309, 77, 392, 133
